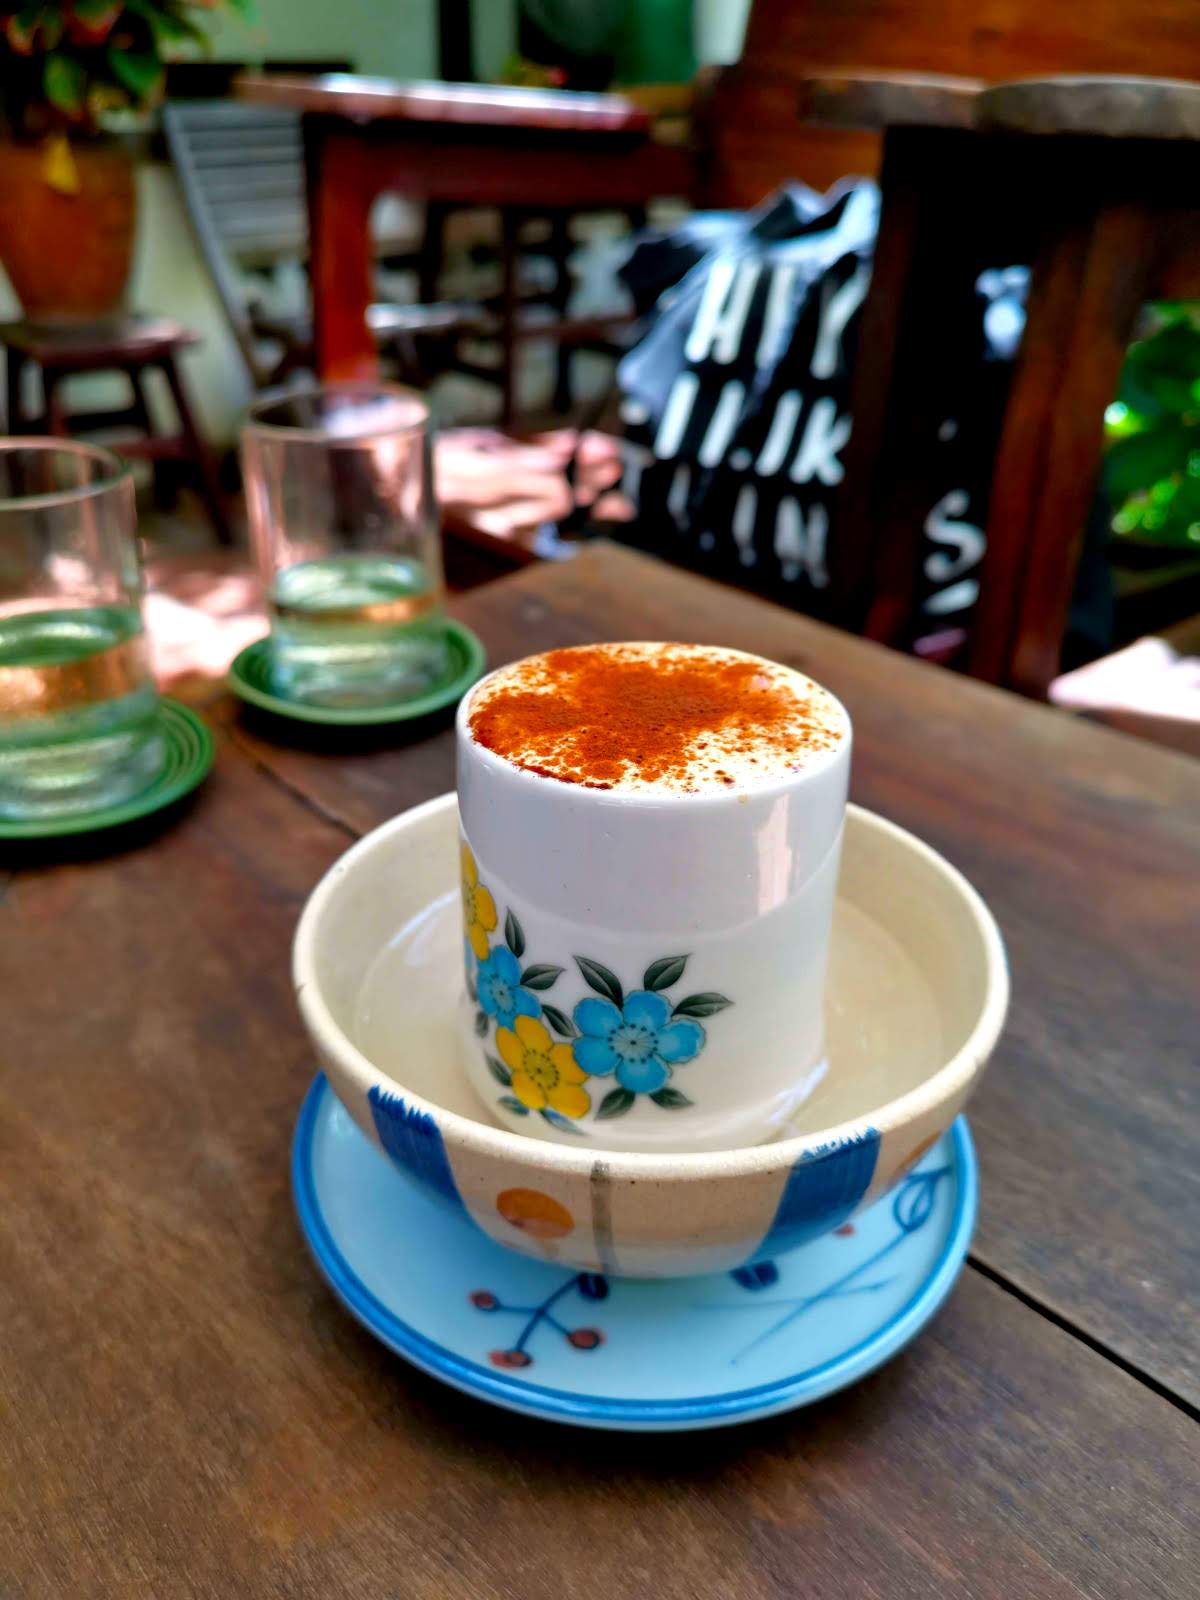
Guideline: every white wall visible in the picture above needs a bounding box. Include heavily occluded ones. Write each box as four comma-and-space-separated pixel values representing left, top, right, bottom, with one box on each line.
207, 0, 437, 77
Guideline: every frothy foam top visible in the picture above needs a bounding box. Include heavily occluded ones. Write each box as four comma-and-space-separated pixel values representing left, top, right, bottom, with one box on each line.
465, 642, 848, 794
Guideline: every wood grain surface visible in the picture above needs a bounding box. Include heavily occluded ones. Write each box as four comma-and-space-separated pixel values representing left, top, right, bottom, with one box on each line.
3, 547, 1198, 1597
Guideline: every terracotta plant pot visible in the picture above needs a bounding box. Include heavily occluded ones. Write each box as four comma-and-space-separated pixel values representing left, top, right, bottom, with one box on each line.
0, 140, 136, 320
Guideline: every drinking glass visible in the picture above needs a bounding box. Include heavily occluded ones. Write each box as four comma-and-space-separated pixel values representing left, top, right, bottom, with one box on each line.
241, 384, 450, 707
0, 440, 162, 821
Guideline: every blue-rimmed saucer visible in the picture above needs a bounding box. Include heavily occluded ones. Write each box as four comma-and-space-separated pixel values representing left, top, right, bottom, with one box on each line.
293, 1076, 977, 1432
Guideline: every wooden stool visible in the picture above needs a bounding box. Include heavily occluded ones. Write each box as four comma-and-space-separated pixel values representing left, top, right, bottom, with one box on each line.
803, 73, 1200, 696
0, 315, 233, 545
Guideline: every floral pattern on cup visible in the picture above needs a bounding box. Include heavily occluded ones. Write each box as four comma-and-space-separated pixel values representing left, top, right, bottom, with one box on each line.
476, 944, 540, 1031
495, 1014, 592, 1121
462, 841, 732, 1131
461, 844, 498, 961
568, 957, 730, 1120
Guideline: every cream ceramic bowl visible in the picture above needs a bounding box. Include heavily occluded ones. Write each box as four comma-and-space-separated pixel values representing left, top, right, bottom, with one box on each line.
294, 792, 1008, 1278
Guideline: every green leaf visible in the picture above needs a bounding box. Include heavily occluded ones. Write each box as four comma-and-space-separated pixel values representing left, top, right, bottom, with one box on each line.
10, 8, 64, 52
498, 1094, 529, 1116
71, 0, 122, 38
474, 1008, 489, 1038
225, 0, 259, 18
1106, 425, 1191, 505
541, 1003, 578, 1039
672, 992, 732, 1018
643, 954, 687, 992
44, 55, 86, 118
107, 46, 164, 105
140, 2, 211, 50
486, 1055, 511, 1087
540, 1108, 586, 1134
574, 956, 623, 1008
504, 909, 525, 959
596, 1087, 635, 1120
650, 1087, 693, 1109
519, 963, 562, 991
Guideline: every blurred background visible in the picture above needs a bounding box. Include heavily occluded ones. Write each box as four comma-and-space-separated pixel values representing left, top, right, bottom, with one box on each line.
1, 0, 1197, 751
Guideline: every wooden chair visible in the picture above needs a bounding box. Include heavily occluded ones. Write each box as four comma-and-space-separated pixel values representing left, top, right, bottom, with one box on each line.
0, 315, 232, 544
808, 73, 1200, 697
162, 99, 484, 392
651, 5, 1200, 695
166, 96, 636, 420
236, 76, 687, 425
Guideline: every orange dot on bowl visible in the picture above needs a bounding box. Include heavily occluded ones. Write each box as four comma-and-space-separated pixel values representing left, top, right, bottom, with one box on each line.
496, 1187, 574, 1240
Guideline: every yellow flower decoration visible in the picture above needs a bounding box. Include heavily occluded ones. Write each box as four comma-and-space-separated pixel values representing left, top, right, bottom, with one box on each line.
461, 843, 498, 960
497, 1014, 591, 1119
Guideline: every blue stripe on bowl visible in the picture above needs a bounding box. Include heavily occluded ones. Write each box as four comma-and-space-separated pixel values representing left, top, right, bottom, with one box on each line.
295, 1077, 977, 1431
367, 1084, 466, 1211
750, 1127, 881, 1262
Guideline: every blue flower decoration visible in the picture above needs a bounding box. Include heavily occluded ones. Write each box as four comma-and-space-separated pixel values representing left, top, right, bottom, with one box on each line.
476, 944, 540, 1030
571, 989, 705, 1094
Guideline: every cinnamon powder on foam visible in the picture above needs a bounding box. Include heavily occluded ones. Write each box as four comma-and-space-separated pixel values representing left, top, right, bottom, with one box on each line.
466, 643, 845, 793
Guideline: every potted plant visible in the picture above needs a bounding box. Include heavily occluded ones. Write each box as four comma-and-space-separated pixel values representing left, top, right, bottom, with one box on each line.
0, 1, 252, 319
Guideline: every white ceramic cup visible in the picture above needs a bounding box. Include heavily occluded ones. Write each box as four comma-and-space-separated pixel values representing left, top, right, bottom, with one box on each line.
456, 643, 851, 1153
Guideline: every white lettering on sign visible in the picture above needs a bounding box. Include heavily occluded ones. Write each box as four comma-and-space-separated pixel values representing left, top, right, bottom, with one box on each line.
666, 464, 691, 527
698, 380, 746, 468
774, 497, 829, 587
924, 578, 980, 615
755, 390, 802, 477
923, 489, 985, 581
654, 371, 700, 459
732, 483, 758, 566
685, 258, 762, 365
755, 263, 798, 367
922, 490, 985, 616
789, 397, 851, 485
811, 264, 871, 380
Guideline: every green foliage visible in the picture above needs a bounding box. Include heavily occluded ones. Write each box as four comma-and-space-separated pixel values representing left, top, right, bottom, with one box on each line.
43, 50, 85, 114
1105, 304, 1200, 552
1, 2, 256, 136
107, 45, 161, 99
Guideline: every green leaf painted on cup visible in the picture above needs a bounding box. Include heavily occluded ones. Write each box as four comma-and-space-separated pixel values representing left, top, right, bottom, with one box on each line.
540, 1108, 586, 1134
504, 909, 525, 958
643, 954, 688, 992
541, 1004, 578, 1039
520, 963, 563, 991
649, 1087, 693, 1109
474, 1008, 489, 1037
575, 956, 623, 1008
672, 992, 732, 1018
486, 1055, 511, 1086
498, 1094, 529, 1116
596, 1087, 635, 1120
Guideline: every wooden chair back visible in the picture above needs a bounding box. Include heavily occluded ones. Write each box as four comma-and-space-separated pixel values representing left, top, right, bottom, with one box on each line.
163, 99, 307, 387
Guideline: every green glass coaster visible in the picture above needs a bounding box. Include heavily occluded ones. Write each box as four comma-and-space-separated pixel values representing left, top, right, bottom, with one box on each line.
227, 619, 487, 726
0, 698, 214, 841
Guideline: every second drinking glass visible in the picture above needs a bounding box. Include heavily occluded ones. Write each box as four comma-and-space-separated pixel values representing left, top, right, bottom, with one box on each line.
241, 385, 450, 708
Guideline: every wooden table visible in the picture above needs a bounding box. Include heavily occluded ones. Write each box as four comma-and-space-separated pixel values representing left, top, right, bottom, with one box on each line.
236, 75, 692, 422
805, 71, 1200, 700
4, 546, 1197, 1598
